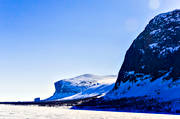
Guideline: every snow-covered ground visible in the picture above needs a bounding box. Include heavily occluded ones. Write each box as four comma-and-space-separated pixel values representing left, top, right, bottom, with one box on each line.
0, 105, 179, 119
46, 74, 117, 101
105, 70, 180, 102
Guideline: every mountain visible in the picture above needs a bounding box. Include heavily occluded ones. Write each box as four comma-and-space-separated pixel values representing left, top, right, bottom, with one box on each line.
45, 74, 116, 101
105, 10, 180, 102
72, 10, 180, 113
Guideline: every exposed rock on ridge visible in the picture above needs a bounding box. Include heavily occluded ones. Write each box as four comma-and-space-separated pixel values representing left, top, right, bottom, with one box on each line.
115, 10, 180, 88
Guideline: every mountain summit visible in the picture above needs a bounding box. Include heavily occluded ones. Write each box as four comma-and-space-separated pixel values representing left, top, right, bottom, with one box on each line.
106, 10, 180, 102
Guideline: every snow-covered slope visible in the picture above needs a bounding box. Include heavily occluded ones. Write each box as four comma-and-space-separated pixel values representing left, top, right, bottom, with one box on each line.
45, 74, 117, 101
106, 70, 180, 101
105, 10, 180, 102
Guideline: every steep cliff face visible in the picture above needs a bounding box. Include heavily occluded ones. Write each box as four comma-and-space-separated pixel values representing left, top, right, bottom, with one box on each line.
106, 10, 180, 101
46, 74, 116, 101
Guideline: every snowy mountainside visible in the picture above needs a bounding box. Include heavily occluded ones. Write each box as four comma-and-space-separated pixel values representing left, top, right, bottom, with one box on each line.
45, 74, 117, 101
105, 70, 180, 101
105, 10, 180, 102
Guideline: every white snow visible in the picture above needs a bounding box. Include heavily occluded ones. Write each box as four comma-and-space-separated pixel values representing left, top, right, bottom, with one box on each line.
149, 43, 158, 49
167, 27, 174, 32
0, 105, 178, 119
105, 70, 180, 102
170, 18, 176, 22
125, 71, 135, 76
45, 74, 117, 101
139, 49, 145, 54
60, 83, 115, 100
175, 26, 180, 29
160, 45, 180, 55
141, 65, 145, 69
150, 29, 161, 35
154, 10, 180, 23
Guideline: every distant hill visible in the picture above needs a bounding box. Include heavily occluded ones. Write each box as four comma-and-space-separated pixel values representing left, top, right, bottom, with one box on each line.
45, 74, 116, 101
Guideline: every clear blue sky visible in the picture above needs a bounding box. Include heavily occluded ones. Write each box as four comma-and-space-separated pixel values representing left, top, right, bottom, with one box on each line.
0, 0, 179, 101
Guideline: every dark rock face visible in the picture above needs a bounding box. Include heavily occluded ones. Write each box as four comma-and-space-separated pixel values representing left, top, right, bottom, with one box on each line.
73, 10, 180, 114
115, 10, 180, 89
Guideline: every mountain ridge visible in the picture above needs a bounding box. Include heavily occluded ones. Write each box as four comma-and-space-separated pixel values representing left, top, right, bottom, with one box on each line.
104, 10, 180, 102
45, 74, 117, 101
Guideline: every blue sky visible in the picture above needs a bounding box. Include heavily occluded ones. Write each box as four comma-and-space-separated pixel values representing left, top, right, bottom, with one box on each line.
0, 0, 179, 101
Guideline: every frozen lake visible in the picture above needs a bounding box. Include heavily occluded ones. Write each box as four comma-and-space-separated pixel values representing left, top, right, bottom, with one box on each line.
0, 105, 179, 119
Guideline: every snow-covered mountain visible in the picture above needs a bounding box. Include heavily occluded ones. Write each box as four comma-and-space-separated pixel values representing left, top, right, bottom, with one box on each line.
105, 10, 180, 102
45, 74, 116, 101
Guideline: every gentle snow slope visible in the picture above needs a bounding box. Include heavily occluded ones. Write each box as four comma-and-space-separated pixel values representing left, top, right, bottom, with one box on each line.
0, 105, 179, 119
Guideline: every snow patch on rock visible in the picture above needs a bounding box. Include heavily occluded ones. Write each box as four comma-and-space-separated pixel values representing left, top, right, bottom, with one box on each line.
149, 43, 159, 49
160, 45, 180, 56
150, 29, 161, 35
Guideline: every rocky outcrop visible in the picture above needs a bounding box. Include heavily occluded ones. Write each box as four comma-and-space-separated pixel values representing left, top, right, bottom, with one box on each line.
106, 10, 180, 101
72, 10, 180, 114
